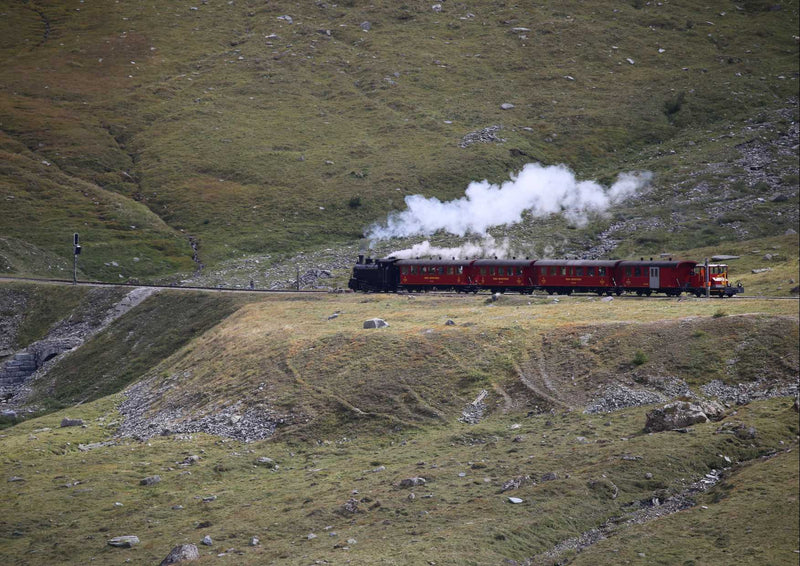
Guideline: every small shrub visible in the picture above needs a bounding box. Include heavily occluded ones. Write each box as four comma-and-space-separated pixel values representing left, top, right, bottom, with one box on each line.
348, 196, 362, 209
632, 350, 648, 366
713, 309, 728, 318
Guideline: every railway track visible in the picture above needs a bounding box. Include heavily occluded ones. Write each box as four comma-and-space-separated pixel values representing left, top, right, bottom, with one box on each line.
1, 276, 798, 300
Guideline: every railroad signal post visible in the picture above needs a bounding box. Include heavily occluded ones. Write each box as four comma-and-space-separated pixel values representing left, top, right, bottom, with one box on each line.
73, 233, 81, 285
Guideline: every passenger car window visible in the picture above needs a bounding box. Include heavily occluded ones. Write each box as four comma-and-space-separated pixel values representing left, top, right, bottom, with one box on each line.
599, 267, 605, 276
634, 267, 641, 277
576, 267, 584, 276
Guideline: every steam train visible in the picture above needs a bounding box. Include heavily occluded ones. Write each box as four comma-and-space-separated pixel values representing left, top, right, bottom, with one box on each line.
348, 255, 744, 297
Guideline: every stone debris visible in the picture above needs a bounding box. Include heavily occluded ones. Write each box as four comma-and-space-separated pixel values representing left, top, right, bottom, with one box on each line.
201, 535, 213, 546
160, 544, 200, 565
460, 389, 488, 424
500, 475, 532, 492
584, 385, 665, 414
459, 125, 505, 148
341, 498, 360, 514
701, 378, 798, 405
60, 418, 84, 427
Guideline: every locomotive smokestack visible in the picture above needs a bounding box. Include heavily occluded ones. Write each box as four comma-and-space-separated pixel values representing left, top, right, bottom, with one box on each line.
358, 254, 364, 264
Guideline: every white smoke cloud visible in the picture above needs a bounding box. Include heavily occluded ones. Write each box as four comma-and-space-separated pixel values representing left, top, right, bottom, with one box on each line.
388, 236, 514, 260
366, 163, 652, 241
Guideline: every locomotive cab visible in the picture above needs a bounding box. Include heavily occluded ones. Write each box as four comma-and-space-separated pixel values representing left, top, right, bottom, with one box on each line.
689, 264, 744, 297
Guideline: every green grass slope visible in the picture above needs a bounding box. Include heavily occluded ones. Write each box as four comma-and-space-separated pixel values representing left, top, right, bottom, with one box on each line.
1, 1, 797, 279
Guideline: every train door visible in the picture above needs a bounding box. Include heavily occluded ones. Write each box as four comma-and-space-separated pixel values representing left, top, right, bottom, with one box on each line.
649, 266, 660, 289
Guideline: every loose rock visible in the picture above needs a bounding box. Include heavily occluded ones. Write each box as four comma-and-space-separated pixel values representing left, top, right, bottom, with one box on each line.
140, 475, 161, 486
108, 535, 140, 548
645, 401, 709, 432
363, 318, 389, 329
160, 544, 200, 565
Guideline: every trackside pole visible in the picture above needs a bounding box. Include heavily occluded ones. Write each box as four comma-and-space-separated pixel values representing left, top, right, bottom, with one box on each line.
704, 257, 709, 298
73, 233, 81, 285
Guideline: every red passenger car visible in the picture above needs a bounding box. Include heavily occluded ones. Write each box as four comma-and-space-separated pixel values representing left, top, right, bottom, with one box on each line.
615, 260, 697, 296
534, 260, 621, 295
471, 259, 536, 293
396, 259, 472, 292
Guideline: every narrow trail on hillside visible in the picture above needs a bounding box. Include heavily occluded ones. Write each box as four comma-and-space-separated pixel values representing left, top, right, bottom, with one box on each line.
514, 338, 570, 410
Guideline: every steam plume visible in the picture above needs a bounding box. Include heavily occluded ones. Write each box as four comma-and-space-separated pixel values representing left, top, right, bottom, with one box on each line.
367, 163, 651, 241
388, 236, 513, 260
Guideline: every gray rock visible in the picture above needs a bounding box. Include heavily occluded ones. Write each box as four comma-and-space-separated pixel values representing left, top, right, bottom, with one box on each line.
160, 544, 200, 565
363, 318, 388, 329
60, 417, 84, 427
500, 103, 515, 110
255, 456, 276, 468
711, 255, 740, 261
249, 537, 260, 546
108, 535, 140, 548
341, 498, 359, 513
140, 475, 161, 486
734, 425, 757, 440
540, 472, 558, 482
699, 400, 726, 421
201, 535, 213, 546
360, 21, 371, 31
508, 497, 524, 504
445, 319, 456, 326
645, 401, 709, 432
399, 477, 427, 487
501, 476, 530, 492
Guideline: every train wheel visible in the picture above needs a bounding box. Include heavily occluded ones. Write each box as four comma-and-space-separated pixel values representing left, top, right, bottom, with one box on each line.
636, 290, 643, 296
615, 290, 622, 296
646, 290, 652, 296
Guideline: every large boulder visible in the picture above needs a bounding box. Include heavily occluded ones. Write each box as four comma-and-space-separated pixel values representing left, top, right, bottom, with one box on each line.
363, 318, 389, 329
160, 544, 200, 565
645, 401, 709, 432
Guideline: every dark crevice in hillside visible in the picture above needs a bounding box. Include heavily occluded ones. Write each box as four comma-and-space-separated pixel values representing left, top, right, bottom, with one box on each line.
188, 236, 204, 273
26, 3, 51, 48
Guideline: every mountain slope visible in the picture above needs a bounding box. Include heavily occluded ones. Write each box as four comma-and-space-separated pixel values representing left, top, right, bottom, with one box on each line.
1, 1, 797, 279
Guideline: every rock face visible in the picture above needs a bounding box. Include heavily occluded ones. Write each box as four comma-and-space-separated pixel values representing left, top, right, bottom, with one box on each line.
160, 544, 200, 565
363, 318, 389, 329
60, 417, 84, 427
645, 401, 709, 432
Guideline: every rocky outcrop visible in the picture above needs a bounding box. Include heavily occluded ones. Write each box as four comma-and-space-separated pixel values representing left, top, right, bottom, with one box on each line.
644, 401, 710, 432
0, 287, 156, 406
160, 544, 199, 564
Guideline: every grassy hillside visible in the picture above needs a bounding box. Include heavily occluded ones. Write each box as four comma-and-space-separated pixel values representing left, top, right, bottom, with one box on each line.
0, 284, 797, 565
1, 1, 797, 280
